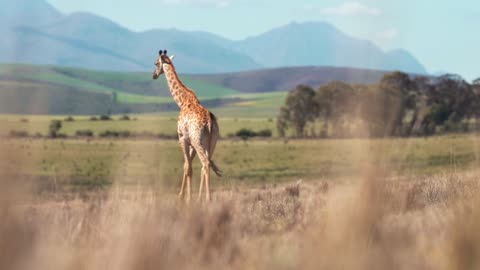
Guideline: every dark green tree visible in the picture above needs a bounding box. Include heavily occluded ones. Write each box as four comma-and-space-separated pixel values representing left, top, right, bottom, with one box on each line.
378, 71, 418, 136
276, 106, 290, 138
278, 85, 318, 137
316, 81, 355, 137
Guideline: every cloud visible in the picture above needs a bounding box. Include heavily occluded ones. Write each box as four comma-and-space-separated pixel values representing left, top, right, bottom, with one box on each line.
320, 2, 381, 16
159, 0, 229, 8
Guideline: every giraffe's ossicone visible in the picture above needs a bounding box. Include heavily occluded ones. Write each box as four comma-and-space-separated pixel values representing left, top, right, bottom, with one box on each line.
153, 50, 222, 202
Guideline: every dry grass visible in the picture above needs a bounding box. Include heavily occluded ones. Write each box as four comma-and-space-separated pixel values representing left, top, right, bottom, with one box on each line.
2, 170, 480, 270
2, 124, 480, 269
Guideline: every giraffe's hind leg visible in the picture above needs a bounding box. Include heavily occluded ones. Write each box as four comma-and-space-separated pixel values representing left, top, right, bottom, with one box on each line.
197, 150, 209, 201
179, 141, 195, 202
191, 141, 212, 201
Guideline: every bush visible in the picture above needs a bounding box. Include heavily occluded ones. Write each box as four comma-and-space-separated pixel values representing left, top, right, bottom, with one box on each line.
99, 115, 112, 121
235, 128, 257, 140
19, 118, 29, 123
9, 130, 28, 137
89, 116, 98, 121
256, 129, 272, 137
75, 130, 94, 137
64, 116, 75, 122
119, 115, 130, 121
99, 130, 131, 138
234, 128, 272, 140
55, 133, 67, 139
157, 133, 178, 140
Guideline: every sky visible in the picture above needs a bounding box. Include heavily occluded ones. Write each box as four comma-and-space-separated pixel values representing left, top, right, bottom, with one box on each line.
46, 0, 480, 81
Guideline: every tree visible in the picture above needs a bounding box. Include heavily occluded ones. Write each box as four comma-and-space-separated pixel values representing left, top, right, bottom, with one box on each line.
377, 72, 418, 136
278, 85, 318, 137
277, 106, 290, 138
379, 71, 414, 92
315, 81, 355, 137
429, 74, 473, 124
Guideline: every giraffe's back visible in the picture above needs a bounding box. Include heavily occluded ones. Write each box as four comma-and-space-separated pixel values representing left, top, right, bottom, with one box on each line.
177, 105, 218, 145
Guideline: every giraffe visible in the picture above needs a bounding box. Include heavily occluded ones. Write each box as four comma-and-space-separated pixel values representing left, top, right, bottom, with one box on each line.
153, 49, 222, 202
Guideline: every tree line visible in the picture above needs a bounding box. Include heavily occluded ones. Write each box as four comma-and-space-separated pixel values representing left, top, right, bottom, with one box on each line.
277, 71, 480, 138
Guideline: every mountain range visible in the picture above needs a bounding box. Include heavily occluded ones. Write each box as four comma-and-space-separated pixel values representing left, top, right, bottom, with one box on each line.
0, 0, 427, 74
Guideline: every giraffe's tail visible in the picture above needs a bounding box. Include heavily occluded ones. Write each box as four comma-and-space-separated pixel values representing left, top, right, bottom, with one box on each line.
207, 111, 222, 177
210, 159, 223, 177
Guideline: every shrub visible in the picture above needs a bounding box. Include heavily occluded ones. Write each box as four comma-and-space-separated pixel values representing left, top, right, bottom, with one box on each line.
89, 116, 98, 121
235, 128, 256, 140
157, 133, 178, 140
75, 130, 94, 137
9, 130, 28, 137
119, 115, 130, 121
99, 130, 131, 138
234, 128, 272, 140
99, 115, 112, 121
19, 118, 29, 123
256, 129, 272, 137
64, 116, 75, 122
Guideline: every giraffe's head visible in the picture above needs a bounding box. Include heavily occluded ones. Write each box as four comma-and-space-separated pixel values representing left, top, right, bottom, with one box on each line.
153, 50, 175, 80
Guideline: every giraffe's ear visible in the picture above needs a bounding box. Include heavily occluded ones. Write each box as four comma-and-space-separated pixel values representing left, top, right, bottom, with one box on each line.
170, 55, 175, 60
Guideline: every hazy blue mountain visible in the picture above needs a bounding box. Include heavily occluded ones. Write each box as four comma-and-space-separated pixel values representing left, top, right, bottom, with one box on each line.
382, 49, 427, 74
0, 0, 259, 73
0, 0, 427, 74
235, 22, 427, 74
0, 0, 62, 29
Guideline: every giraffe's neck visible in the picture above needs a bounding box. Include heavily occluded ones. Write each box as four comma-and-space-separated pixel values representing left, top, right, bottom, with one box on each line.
163, 64, 199, 109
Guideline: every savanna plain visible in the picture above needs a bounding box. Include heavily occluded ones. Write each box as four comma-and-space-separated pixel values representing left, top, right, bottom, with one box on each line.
2, 115, 480, 270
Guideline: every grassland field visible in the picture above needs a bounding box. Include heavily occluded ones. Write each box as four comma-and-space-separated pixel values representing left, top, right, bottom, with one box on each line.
3, 128, 480, 193
3, 115, 480, 269
0, 114, 278, 137
3, 130, 480, 270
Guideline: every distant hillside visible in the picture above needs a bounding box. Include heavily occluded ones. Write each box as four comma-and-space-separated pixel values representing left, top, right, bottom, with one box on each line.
189, 66, 390, 92
0, 0, 427, 75
0, 64, 244, 114
0, 64, 394, 115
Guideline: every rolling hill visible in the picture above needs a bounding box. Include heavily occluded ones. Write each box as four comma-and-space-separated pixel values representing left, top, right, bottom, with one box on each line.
0, 64, 394, 115
0, 0, 427, 75
0, 64, 246, 114
189, 66, 389, 93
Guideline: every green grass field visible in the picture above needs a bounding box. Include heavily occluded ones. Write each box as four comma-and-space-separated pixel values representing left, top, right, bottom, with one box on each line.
4, 133, 480, 193
0, 114, 278, 137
